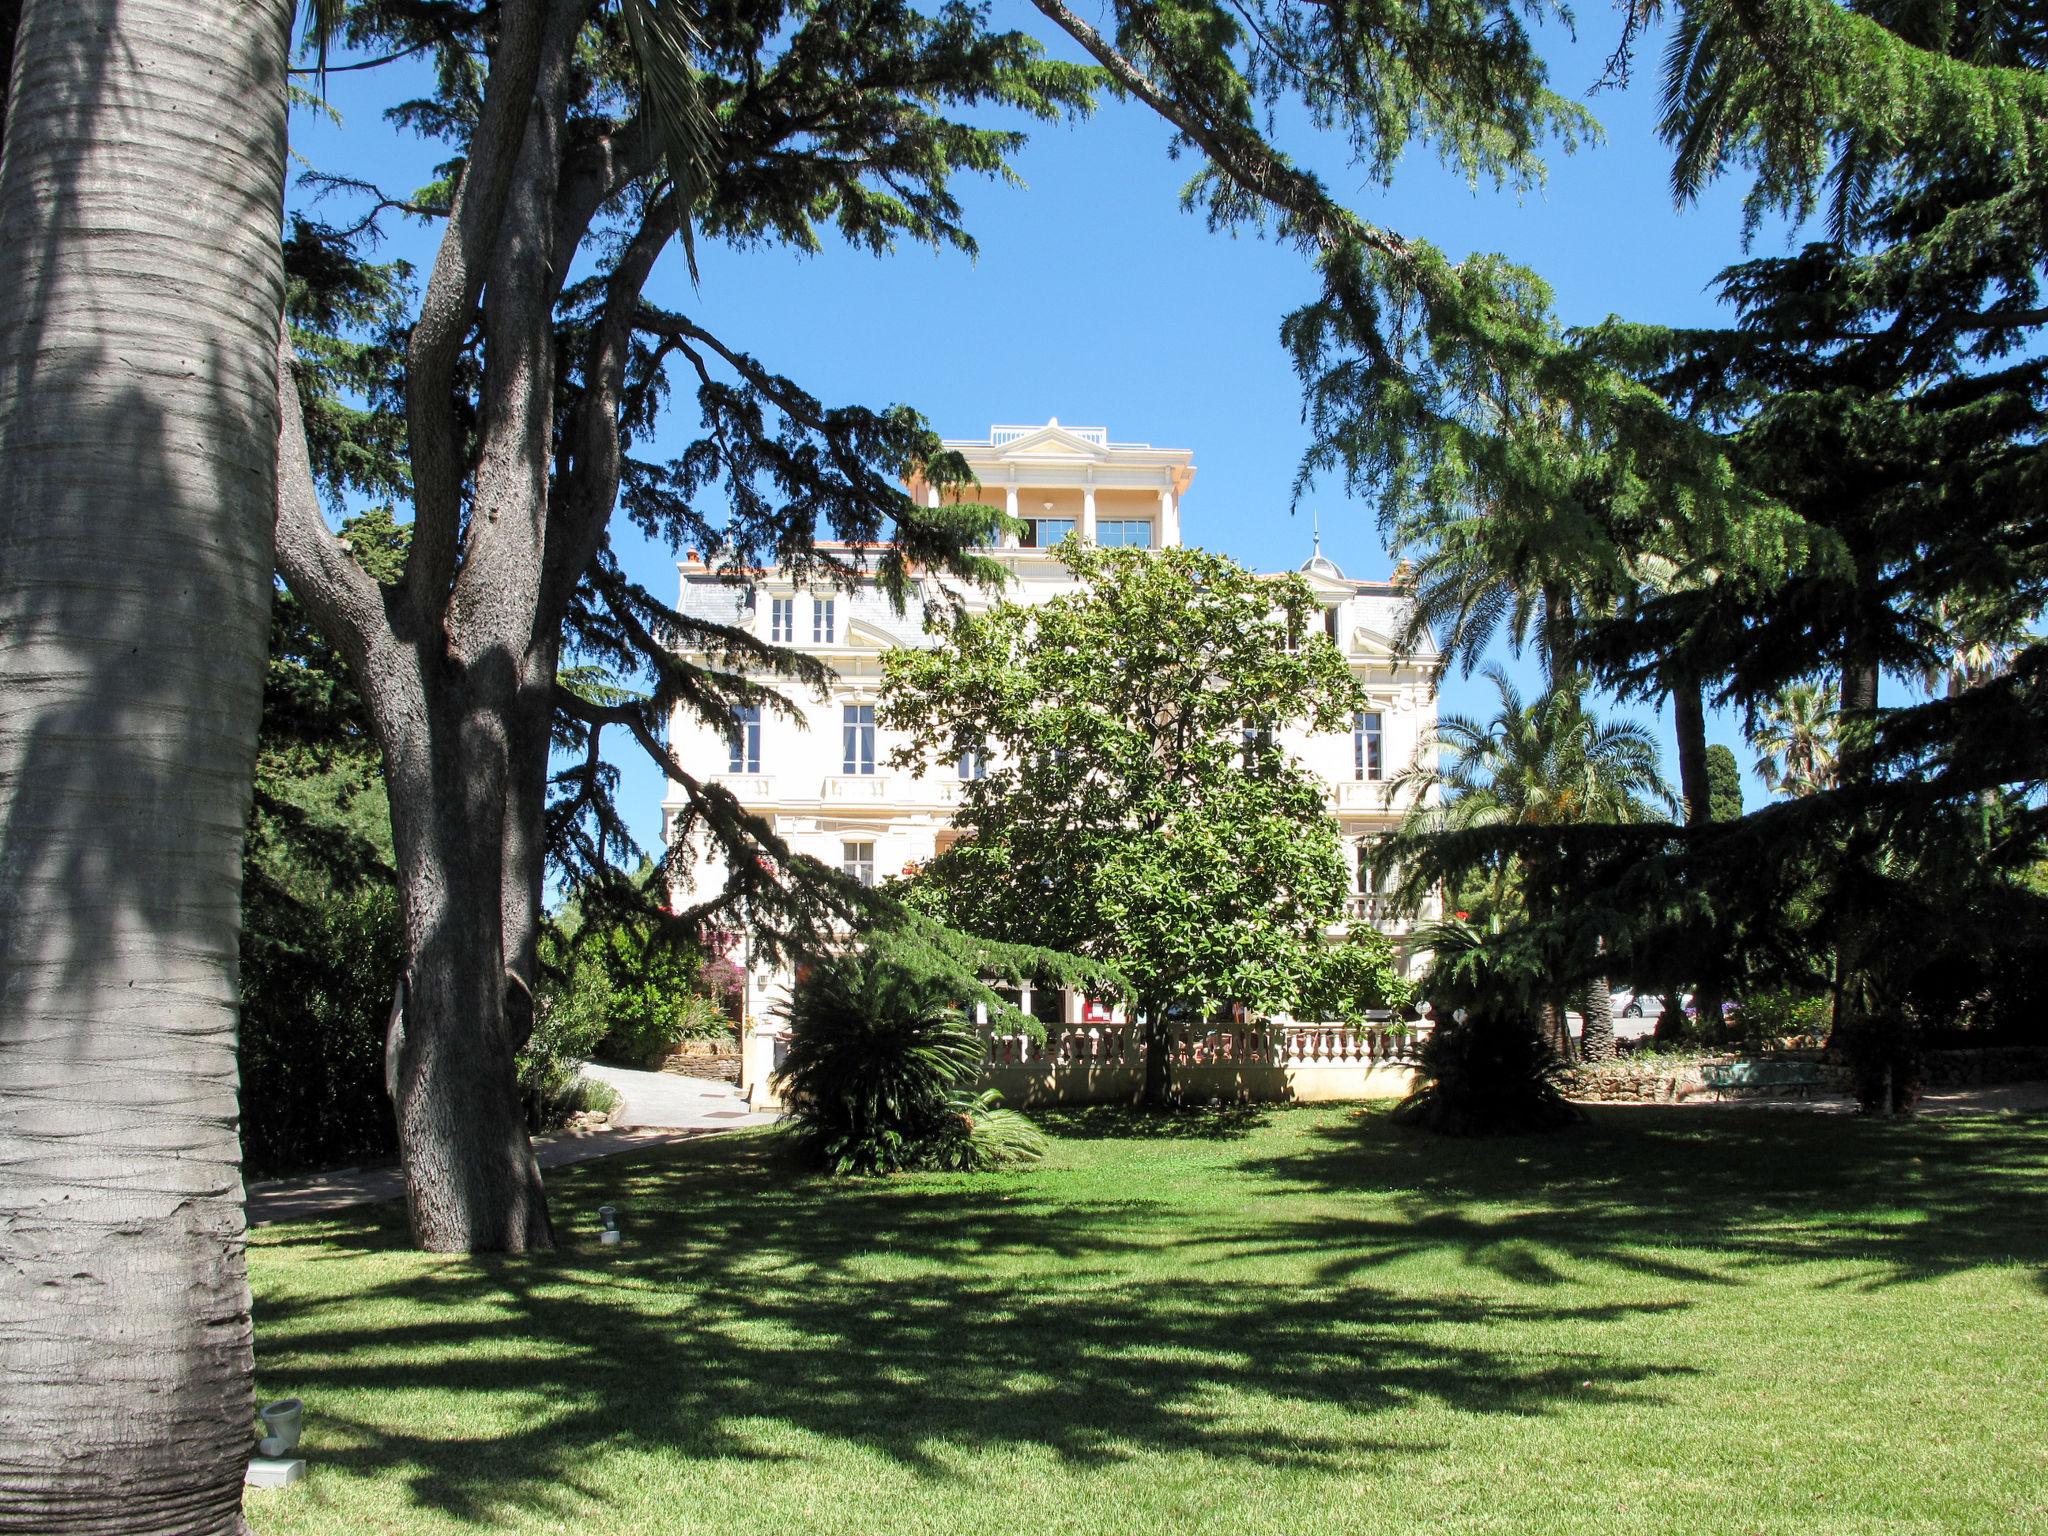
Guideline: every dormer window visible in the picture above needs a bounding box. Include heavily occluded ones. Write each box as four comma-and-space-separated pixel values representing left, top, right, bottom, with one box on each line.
1324, 606, 1340, 641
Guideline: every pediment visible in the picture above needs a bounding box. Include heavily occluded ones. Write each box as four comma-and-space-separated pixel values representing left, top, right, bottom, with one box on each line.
1349, 623, 1404, 659
990, 422, 1112, 462
1298, 570, 1354, 597
842, 617, 908, 651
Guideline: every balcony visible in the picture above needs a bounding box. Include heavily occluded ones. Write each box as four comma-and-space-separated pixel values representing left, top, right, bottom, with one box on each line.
1340, 895, 1420, 925
822, 773, 895, 801
714, 773, 774, 802
1333, 778, 1396, 810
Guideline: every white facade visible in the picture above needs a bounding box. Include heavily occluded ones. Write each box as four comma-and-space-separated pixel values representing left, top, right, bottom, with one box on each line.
660, 422, 1440, 1099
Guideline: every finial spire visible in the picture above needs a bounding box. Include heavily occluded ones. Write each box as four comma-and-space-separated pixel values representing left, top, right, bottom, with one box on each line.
1311, 509, 1321, 558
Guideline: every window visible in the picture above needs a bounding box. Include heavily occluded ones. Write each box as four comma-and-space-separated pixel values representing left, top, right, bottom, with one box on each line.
1356, 841, 1377, 894
1022, 517, 1075, 549
812, 597, 835, 644
727, 704, 761, 774
842, 703, 876, 775
1354, 710, 1383, 781
841, 840, 875, 887
770, 597, 794, 643
1323, 605, 1341, 641
1097, 519, 1151, 548
957, 741, 987, 780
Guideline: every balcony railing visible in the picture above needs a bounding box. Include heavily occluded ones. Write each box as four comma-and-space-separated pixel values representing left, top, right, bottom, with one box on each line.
1332, 779, 1396, 809
822, 774, 894, 800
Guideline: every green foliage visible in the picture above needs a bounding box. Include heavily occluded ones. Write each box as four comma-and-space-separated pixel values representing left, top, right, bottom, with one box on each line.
863, 903, 1129, 1036
518, 985, 611, 1133
239, 884, 404, 1177
775, 952, 1043, 1175
538, 900, 718, 1070
1704, 744, 1743, 821
883, 544, 1360, 1026
239, 506, 409, 1176
1391, 1010, 1580, 1136
1413, 916, 1558, 1021
1730, 986, 1831, 1043
1294, 923, 1414, 1022
1389, 670, 1669, 1008
1748, 682, 1838, 800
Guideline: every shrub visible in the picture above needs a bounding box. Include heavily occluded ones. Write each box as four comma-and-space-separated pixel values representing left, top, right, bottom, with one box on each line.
1731, 986, 1831, 1044
238, 883, 403, 1177
1294, 922, 1415, 1021
538, 916, 718, 1069
1392, 1010, 1581, 1136
944, 1089, 1050, 1169
776, 954, 1044, 1175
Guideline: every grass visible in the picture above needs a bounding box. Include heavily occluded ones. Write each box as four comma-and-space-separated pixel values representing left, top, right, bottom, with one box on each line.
246, 1103, 2048, 1535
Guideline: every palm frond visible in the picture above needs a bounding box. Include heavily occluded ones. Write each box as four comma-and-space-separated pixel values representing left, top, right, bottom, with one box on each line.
619, 0, 721, 283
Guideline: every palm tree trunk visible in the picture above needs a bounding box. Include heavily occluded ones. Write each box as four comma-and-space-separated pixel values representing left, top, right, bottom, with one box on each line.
0, 2, 292, 1529
1578, 980, 1617, 1063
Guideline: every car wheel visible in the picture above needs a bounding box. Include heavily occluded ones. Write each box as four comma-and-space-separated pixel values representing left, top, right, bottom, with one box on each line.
1623, 1001, 1643, 1018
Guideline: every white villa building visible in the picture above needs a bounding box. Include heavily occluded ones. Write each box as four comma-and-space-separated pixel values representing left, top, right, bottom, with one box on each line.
661, 422, 1441, 1103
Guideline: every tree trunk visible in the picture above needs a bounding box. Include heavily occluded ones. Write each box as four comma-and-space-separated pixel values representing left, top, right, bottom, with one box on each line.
1671, 676, 1725, 1038
1541, 1001, 1575, 1063
0, 2, 291, 1529
374, 662, 553, 1253
1830, 643, 1882, 1047
1140, 1008, 1174, 1109
1578, 979, 1617, 1063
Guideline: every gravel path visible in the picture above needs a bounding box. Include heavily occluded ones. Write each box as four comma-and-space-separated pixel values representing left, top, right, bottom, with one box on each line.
246, 1065, 775, 1226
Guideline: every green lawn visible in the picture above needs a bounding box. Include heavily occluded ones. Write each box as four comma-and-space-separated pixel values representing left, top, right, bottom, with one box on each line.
246, 1104, 2048, 1535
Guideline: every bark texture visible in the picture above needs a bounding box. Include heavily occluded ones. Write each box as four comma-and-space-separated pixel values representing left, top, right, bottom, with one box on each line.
0, 1, 291, 1528
1577, 980, 1617, 1063
273, 0, 569, 1251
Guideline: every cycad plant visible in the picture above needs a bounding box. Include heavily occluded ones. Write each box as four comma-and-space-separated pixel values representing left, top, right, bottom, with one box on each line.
775, 953, 1044, 1175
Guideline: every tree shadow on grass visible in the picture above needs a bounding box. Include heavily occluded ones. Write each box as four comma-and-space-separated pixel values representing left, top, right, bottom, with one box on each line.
251, 1131, 1696, 1528
1032, 1102, 1274, 1140
1236, 1103, 2048, 1292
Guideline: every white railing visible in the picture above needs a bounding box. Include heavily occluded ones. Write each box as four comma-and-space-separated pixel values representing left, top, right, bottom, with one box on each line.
990, 423, 1109, 446
980, 1018, 1426, 1071
822, 774, 893, 800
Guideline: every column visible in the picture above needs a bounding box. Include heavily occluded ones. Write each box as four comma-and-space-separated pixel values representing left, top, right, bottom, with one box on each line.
1159, 486, 1179, 547
1003, 480, 1020, 549
1081, 479, 1097, 545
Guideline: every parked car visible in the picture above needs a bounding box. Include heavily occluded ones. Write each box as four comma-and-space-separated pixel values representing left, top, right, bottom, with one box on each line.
1608, 987, 1692, 1019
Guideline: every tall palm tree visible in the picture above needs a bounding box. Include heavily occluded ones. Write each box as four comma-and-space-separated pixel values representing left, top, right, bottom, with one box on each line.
1395, 668, 1671, 1060
0, 3, 293, 1530
1396, 472, 1656, 1053
1750, 680, 1841, 799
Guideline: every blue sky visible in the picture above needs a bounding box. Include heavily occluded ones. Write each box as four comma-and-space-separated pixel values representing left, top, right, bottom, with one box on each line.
288, 7, 1788, 859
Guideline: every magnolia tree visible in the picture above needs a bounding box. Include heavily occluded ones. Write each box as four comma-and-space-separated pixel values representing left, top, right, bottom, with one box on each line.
882, 545, 1365, 1105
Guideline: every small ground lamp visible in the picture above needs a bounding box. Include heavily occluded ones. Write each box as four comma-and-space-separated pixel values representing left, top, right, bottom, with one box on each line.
247, 1397, 307, 1489
598, 1205, 621, 1245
